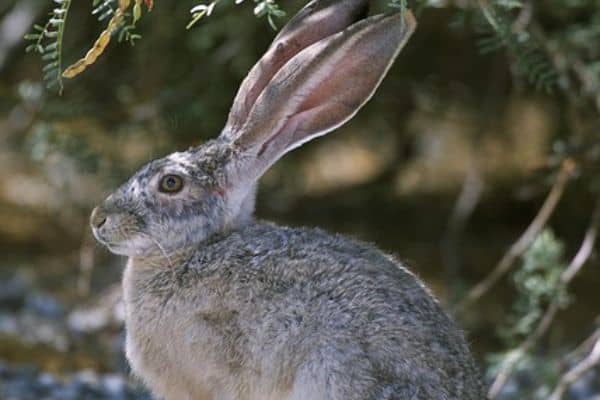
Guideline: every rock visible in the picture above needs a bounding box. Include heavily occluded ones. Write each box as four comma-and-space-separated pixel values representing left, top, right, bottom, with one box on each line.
0, 363, 150, 400
567, 368, 600, 400
25, 293, 65, 319
0, 275, 28, 310
68, 285, 124, 333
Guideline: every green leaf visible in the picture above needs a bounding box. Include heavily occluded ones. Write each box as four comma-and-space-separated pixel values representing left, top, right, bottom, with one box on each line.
45, 42, 59, 52
41, 51, 59, 61
43, 61, 59, 71
25, 44, 41, 53
24, 33, 41, 40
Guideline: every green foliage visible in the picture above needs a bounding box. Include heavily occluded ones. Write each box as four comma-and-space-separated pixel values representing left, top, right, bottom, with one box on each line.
92, 0, 117, 22
474, 0, 600, 98
187, 0, 286, 30
26, 0, 286, 91
503, 229, 568, 342
486, 351, 559, 399
26, 0, 599, 99
24, 0, 73, 94
486, 229, 569, 398
473, 2, 558, 92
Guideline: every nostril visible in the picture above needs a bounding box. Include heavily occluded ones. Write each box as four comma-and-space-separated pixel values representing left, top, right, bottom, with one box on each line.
91, 208, 108, 229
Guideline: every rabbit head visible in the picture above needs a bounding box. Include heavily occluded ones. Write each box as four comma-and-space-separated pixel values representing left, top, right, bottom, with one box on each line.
91, 0, 417, 258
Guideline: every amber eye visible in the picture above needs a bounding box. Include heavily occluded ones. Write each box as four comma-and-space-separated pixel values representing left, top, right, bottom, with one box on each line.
159, 174, 184, 193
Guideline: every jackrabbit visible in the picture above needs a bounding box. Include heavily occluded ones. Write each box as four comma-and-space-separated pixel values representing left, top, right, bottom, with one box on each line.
90, 1, 484, 399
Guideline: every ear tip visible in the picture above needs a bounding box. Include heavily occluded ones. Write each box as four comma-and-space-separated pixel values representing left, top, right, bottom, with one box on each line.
378, 10, 417, 44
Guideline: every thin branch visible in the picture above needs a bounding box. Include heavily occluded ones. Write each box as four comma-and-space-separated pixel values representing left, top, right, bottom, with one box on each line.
487, 194, 600, 398
488, 302, 560, 398
443, 52, 506, 305
564, 319, 600, 364
442, 161, 484, 303
549, 334, 600, 400
561, 196, 600, 282
455, 159, 575, 313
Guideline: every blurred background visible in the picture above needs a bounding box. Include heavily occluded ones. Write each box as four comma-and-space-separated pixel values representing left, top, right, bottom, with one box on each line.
0, 0, 599, 399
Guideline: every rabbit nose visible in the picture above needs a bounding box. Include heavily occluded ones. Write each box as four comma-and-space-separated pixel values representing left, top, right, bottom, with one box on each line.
91, 207, 107, 229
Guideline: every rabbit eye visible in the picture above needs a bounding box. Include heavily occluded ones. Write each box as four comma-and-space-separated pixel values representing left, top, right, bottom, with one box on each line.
159, 174, 184, 194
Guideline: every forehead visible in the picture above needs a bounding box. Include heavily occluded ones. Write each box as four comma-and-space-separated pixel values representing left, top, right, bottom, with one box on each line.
167, 151, 198, 169
128, 141, 232, 187
133, 152, 193, 182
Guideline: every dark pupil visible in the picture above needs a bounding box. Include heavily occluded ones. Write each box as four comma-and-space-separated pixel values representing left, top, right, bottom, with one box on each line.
166, 177, 177, 188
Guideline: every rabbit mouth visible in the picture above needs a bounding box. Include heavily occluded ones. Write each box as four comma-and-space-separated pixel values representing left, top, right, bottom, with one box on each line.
104, 241, 130, 255
92, 225, 138, 255
96, 235, 143, 256
92, 231, 128, 254
93, 226, 163, 257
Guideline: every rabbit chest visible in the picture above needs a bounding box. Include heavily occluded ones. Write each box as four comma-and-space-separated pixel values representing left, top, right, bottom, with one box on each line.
122, 258, 290, 400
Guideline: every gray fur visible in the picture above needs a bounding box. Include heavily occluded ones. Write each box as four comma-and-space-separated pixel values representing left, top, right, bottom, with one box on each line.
91, 4, 484, 400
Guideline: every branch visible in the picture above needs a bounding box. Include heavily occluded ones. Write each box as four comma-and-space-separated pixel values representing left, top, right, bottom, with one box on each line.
487, 194, 600, 398
455, 159, 575, 313
442, 160, 484, 303
549, 334, 600, 400
564, 320, 600, 364
488, 302, 560, 398
561, 196, 600, 282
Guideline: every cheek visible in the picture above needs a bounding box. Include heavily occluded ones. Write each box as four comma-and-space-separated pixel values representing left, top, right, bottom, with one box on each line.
146, 189, 193, 214
144, 218, 197, 250
154, 188, 213, 215
140, 186, 223, 230
151, 212, 208, 237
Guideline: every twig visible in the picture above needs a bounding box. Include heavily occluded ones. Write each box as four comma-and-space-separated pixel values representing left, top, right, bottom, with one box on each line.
443, 52, 507, 305
564, 320, 600, 364
487, 194, 600, 398
549, 334, 600, 400
488, 302, 560, 398
442, 160, 484, 303
561, 197, 600, 282
455, 159, 575, 313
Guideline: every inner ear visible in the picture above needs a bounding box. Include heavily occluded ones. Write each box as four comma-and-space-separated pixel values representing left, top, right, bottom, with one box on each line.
221, 0, 370, 140
237, 12, 416, 159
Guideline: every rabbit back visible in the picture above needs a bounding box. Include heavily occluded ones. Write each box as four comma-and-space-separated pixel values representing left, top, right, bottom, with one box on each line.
123, 222, 484, 400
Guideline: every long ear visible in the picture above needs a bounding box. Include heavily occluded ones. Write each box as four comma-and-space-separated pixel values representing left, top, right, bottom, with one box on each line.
228, 11, 416, 181
221, 0, 369, 140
